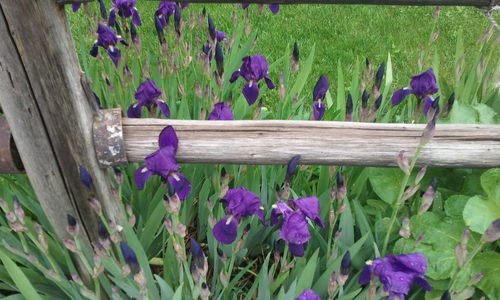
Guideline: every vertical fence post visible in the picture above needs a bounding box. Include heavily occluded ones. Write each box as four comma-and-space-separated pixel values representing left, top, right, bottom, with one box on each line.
0, 0, 122, 247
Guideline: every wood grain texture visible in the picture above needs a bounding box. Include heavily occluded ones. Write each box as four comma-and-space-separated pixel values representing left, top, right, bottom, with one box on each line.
142, 0, 493, 6
121, 119, 500, 168
56, 0, 93, 4
0, 0, 122, 244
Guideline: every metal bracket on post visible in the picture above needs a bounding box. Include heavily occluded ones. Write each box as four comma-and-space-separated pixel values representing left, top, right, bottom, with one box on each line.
0, 117, 24, 174
93, 109, 128, 168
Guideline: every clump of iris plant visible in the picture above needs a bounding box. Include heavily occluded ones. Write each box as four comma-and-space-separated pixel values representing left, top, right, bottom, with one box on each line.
213, 188, 265, 244
135, 126, 191, 200
230, 54, 275, 105
242, 3, 280, 14
391, 69, 439, 116
271, 197, 324, 257
312, 75, 329, 120
155, 1, 177, 29
109, 0, 141, 27
359, 252, 432, 299
295, 289, 322, 300
90, 24, 128, 66
127, 78, 170, 118
208, 102, 234, 120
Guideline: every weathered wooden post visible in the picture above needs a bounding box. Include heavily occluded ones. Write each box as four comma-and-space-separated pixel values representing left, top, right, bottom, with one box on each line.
0, 0, 122, 245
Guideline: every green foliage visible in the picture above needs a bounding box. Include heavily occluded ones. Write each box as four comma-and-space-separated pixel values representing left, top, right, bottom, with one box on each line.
0, 2, 498, 300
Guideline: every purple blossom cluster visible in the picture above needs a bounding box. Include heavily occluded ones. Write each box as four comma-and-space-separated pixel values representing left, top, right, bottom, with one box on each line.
134, 126, 191, 200
391, 69, 439, 116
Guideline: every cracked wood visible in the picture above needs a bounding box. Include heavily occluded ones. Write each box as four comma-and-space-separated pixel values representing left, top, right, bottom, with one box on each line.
119, 119, 500, 168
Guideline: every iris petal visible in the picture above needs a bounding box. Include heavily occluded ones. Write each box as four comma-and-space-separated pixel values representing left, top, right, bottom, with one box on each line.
158, 125, 178, 151
242, 82, 260, 105
127, 103, 143, 118
134, 166, 153, 190
132, 8, 142, 26
156, 100, 171, 118
108, 9, 117, 26
288, 242, 305, 257
391, 88, 412, 105
213, 216, 238, 244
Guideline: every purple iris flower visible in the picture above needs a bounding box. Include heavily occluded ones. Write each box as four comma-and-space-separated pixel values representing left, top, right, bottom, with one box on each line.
359, 253, 432, 300
109, 0, 141, 27
296, 289, 322, 300
391, 69, 438, 106
127, 79, 170, 118
312, 75, 329, 120
271, 197, 324, 257
242, 3, 280, 14
213, 188, 265, 244
208, 102, 234, 120
90, 24, 128, 66
134, 126, 191, 200
155, 2, 176, 29
230, 54, 275, 105
72, 4, 81, 12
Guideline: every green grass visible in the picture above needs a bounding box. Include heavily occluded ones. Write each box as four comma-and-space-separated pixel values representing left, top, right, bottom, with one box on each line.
68, 2, 494, 89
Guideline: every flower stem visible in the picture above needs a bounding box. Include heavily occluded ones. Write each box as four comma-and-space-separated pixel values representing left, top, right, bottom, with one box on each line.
449, 241, 485, 292
381, 144, 424, 256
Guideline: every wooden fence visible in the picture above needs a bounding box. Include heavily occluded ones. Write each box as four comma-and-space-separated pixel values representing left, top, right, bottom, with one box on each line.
0, 0, 499, 265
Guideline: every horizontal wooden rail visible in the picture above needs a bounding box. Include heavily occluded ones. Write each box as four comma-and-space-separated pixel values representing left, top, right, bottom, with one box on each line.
73, 0, 497, 7
113, 119, 500, 168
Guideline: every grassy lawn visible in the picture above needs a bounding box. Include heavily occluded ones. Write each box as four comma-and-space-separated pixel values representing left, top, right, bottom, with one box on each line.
68, 2, 494, 89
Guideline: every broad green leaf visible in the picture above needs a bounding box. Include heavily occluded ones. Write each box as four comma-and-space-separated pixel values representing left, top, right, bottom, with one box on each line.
338, 198, 354, 247
444, 195, 469, 217
449, 101, 477, 123
0, 248, 43, 300
473, 103, 496, 124
480, 168, 500, 202
367, 168, 403, 205
472, 251, 500, 299
463, 196, 500, 234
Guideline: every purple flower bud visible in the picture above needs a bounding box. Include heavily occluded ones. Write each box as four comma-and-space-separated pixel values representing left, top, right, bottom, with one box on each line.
98, 0, 107, 19
286, 155, 301, 182
482, 218, 500, 242
97, 218, 109, 241
361, 89, 369, 108
441, 291, 451, 300
215, 42, 224, 78
419, 178, 437, 214
155, 15, 166, 45
120, 241, 140, 274
313, 75, 329, 101
174, 5, 181, 36
130, 22, 139, 45
79, 166, 93, 189
346, 93, 353, 121
292, 41, 299, 63
340, 251, 351, 276
12, 198, 24, 224
374, 95, 383, 110
374, 62, 385, 90
66, 214, 78, 236
207, 15, 216, 41
190, 238, 207, 282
